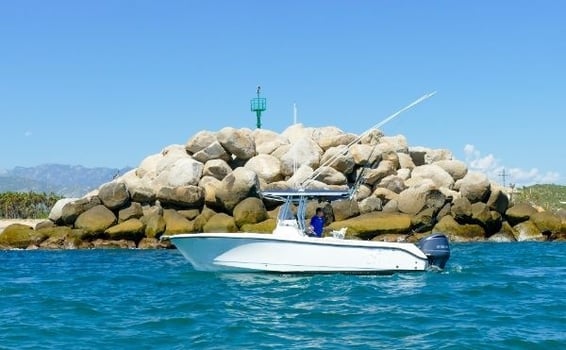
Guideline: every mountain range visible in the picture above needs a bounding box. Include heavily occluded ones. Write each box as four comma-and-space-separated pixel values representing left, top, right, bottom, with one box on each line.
0, 164, 132, 197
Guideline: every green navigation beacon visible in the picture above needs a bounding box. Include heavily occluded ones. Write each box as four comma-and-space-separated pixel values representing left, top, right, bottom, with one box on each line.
250, 85, 267, 129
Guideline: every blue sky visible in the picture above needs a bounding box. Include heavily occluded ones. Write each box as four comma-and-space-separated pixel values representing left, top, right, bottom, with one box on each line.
1, 1, 564, 185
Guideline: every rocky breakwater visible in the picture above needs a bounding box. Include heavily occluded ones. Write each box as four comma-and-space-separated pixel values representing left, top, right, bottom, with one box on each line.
1, 124, 565, 250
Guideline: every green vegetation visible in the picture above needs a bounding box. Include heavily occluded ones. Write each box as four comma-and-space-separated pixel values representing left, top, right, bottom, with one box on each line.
513, 184, 566, 212
0, 192, 63, 219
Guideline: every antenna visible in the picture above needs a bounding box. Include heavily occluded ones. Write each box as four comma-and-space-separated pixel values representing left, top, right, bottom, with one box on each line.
498, 168, 508, 188
300, 91, 437, 188
293, 103, 298, 124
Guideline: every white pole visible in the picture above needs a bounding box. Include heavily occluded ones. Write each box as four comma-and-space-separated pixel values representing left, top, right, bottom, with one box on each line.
293, 103, 298, 124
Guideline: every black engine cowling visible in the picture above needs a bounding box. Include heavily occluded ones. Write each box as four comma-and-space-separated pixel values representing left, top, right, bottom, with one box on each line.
418, 234, 450, 269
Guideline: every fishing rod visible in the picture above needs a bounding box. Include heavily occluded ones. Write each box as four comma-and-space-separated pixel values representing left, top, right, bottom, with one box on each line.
300, 91, 437, 188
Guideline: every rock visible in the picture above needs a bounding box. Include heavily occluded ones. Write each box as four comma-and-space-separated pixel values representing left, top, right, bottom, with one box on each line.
398, 182, 446, 216
455, 172, 491, 203
488, 231, 517, 242
286, 165, 314, 188
382, 199, 399, 213
143, 204, 163, 217
138, 237, 172, 249
425, 149, 453, 163
203, 159, 232, 181
280, 137, 323, 176
35, 220, 56, 230
486, 188, 510, 215
118, 202, 143, 222
409, 146, 428, 166
271, 144, 292, 160
38, 227, 86, 249
0, 224, 47, 249
215, 167, 260, 213
130, 186, 156, 204
49, 198, 78, 224
434, 160, 468, 181
193, 207, 217, 232
244, 154, 283, 183
233, 197, 268, 228
354, 184, 372, 201
364, 160, 396, 185
199, 176, 222, 209
380, 135, 409, 153
398, 153, 415, 170
317, 133, 358, 151
192, 141, 230, 163
240, 218, 276, 233
136, 153, 162, 178
203, 213, 238, 233
433, 215, 485, 242
320, 146, 355, 174
142, 212, 167, 238
163, 209, 193, 234
312, 126, 349, 147
155, 144, 189, 175
376, 175, 407, 194
360, 129, 384, 145
328, 212, 411, 240
98, 182, 130, 210
470, 202, 492, 227
513, 220, 544, 241
61, 196, 102, 225
411, 207, 437, 232
217, 127, 256, 160
178, 209, 200, 220
451, 197, 473, 222
359, 196, 382, 214
75, 205, 117, 234
156, 157, 204, 188
531, 211, 562, 236
312, 166, 348, 185
331, 199, 360, 221
373, 187, 399, 204
157, 186, 204, 208
281, 123, 315, 143
185, 130, 217, 154
253, 129, 289, 154
505, 203, 537, 226
91, 239, 136, 249
350, 144, 380, 166
409, 164, 454, 189
105, 218, 145, 242
381, 151, 400, 170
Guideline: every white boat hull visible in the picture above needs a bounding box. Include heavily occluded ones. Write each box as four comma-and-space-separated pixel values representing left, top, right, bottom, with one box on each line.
169, 233, 431, 274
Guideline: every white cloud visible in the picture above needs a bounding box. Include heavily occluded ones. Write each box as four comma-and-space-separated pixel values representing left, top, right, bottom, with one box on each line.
463, 144, 560, 186
24, 130, 32, 137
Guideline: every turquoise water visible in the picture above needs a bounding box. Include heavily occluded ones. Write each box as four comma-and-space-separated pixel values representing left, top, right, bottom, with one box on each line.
1, 243, 564, 349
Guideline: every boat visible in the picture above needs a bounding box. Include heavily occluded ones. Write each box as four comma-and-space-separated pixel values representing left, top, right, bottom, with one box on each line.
165, 92, 450, 274
167, 189, 450, 274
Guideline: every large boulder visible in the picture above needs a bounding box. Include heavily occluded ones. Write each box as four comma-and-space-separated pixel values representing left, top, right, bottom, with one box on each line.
203, 159, 232, 181
244, 154, 283, 183
433, 215, 485, 242
281, 123, 315, 143
328, 212, 411, 240
286, 165, 314, 188
192, 141, 230, 163
434, 160, 468, 181
364, 160, 396, 186
136, 153, 162, 179
513, 220, 544, 241
142, 212, 167, 238
331, 199, 360, 221
280, 137, 323, 177
398, 182, 446, 216
104, 218, 145, 242
455, 172, 491, 203
531, 211, 562, 236
486, 188, 510, 215
155, 145, 190, 175
373, 187, 399, 204
425, 149, 453, 163
157, 186, 204, 208
398, 153, 416, 170
350, 144, 380, 166
185, 130, 217, 154
376, 175, 407, 194
408, 164, 454, 189
118, 202, 143, 222
253, 129, 289, 154
233, 197, 268, 228
217, 127, 256, 160
49, 197, 78, 224
199, 176, 222, 209
193, 207, 217, 232
215, 167, 260, 213
312, 166, 348, 186
155, 157, 204, 188
75, 205, 117, 234
0, 224, 47, 249
240, 218, 276, 233
203, 213, 238, 233
98, 182, 130, 210
358, 196, 382, 214
505, 203, 537, 226
379, 135, 409, 153
320, 146, 355, 174
61, 196, 102, 225
451, 197, 473, 222
163, 209, 193, 234
360, 129, 384, 146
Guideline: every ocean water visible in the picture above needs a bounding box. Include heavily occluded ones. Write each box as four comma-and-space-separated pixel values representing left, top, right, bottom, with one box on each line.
1, 243, 564, 349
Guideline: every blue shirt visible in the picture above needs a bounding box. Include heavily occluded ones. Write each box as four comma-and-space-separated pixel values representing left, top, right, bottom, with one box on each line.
310, 215, 325, 237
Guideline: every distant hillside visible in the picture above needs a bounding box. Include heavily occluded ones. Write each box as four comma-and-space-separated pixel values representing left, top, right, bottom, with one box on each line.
513, 184, 566, 212
0, 164, 132, 197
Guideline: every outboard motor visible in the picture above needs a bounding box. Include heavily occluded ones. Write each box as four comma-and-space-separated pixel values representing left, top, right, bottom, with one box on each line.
418, 234, 451, 270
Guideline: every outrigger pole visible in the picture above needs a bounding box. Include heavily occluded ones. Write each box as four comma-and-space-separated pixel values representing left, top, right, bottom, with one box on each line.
300, 91, 437, 188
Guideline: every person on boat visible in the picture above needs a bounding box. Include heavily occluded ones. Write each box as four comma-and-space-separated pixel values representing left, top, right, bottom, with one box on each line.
309, 207, 325, 238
